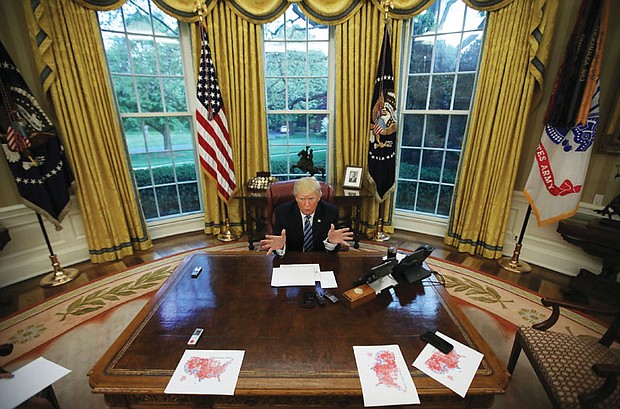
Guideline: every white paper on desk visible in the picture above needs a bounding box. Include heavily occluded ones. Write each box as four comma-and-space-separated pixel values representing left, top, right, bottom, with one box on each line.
412, 331, 483, 398
319, 270, 337, 288
0, 357, 71, 409
271, 264, 317, 287
165, 350, 244, 395
353, 345, 420, 407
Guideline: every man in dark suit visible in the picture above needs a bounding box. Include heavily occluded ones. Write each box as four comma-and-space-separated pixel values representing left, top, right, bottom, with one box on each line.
260, 177, 353, 256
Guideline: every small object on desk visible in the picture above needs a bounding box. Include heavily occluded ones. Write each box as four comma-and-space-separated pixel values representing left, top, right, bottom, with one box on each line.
302, 291, 316, 308
191, 266, 202, 278
420, 330, 454, 354
342, 284, 376, 309
187, 328, 204, 345
324, 291, 340, 303
314, 291, 327, 307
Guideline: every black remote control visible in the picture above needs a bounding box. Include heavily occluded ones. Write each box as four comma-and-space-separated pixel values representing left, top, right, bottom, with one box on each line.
420, 331, 454, 354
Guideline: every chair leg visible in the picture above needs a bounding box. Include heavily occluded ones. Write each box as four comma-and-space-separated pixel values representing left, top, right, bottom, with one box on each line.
507, 332, 522, 374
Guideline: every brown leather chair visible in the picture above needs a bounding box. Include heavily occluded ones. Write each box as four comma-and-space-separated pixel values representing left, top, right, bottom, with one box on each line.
507, 298, 620, 409
265, 180, 333, 234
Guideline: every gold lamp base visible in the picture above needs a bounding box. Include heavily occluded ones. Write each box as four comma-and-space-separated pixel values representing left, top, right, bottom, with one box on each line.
498, 243, 532, 274
373, 218, 390, 242
217, 218, 239, 242
40, 255, 80, 287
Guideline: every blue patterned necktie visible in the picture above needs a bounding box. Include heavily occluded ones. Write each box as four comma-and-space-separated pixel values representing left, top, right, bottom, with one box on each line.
303, 215, 314, 252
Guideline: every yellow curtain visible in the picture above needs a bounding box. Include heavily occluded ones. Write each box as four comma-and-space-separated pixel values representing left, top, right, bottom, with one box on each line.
24, 0, 152, 263
194, 3, 269, 235
444, 0, 558, 259
334, 4, 403, 238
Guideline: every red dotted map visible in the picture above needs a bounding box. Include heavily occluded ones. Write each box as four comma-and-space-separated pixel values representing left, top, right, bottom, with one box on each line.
369, 350, 408, 391
181, 356, 234, 383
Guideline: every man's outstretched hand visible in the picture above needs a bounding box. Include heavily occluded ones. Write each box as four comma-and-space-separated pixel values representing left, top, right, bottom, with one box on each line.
327, 224, 354, 247
260, 229, 287, 255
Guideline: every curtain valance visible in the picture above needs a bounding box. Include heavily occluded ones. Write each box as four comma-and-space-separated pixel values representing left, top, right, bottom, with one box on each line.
72, 0, 519, 24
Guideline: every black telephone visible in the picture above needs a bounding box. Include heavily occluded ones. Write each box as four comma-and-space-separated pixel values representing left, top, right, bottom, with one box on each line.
353, 258, 398, 285
394, 244, 434, 284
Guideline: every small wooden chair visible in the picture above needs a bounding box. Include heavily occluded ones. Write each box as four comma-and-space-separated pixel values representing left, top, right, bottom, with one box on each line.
507, 298, 620, 408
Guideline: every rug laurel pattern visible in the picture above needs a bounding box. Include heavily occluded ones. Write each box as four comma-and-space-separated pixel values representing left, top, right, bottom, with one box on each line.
0, 241, 607, 368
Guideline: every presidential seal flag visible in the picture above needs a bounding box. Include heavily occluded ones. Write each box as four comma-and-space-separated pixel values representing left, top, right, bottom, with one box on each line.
524, 82, 600, 226
195, 25, 236, 202
368, 25, 397, 203
0, 41, 74, 230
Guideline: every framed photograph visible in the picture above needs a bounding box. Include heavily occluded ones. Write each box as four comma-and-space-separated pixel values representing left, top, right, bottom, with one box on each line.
343, 166, 363, 189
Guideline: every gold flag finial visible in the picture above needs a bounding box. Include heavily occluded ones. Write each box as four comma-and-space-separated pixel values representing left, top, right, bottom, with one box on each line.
193, 0, 205, 22
381, 0, 393, 23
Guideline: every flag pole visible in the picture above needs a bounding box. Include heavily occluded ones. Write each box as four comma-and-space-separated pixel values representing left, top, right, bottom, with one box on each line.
37, 213, 80, 287
373, 201, 390, 242
217, 202, 239, 242
498, 205, 532, 274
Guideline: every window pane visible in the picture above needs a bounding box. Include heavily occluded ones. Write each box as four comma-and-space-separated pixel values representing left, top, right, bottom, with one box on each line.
136, 77, 163, 112
265, 42, 285, 76
410, 37, 433, 74
102, 32, 129, 73
429, 74, 454, 109
416, 182, 438, 213
413, 3, 438, 35
158, 38, 183, 75
437, 185, 453, 216
447, 115, 466, 149
170, 117, 192, 149
151, 7, 178, 36
308, 77, 327, 109
286, 9, 307, 40
396, 180, 417, 211
179, 183, 199, 212
459, 32, 483, 71
308, 42, 328, 75
401, 114, 423, 147
406, 75, 429, 109
420, 150, 443, 182
175, 157, 197, 182
464, 8, 485, 31
265, 78, 286, 110
112, 75, 137, 112
124, 0, 151, 34
443, 151, 460, 184
150, 152, 174, 184
434, 34, 460, 72
286, 42, 307, 76
288, 78, 307, 110
162, 77, 187, 111
425, 115, 448, 148
454, 73, 474, 110
438, 0, 465, 33
130, 35, 157, 75
156, 185, 180, 216
139, 188, 158, 218
398, 148, 420, 180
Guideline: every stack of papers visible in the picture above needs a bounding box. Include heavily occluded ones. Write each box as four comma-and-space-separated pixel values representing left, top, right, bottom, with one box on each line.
271, 263, 337, 288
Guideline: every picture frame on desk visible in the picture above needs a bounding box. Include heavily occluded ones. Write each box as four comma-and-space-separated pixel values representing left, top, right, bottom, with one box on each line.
343, 166, 362, 189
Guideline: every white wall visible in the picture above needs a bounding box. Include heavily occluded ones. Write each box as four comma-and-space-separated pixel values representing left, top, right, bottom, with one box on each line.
0, 191, 604, 288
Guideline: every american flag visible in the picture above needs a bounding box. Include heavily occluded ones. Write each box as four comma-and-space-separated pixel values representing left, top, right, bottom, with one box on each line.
196, 26, 236, 202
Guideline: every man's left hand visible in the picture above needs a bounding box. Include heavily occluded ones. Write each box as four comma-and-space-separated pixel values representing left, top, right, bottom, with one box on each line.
327, 224, 354, 247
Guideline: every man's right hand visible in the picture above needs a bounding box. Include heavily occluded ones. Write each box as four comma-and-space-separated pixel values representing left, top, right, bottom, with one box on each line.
260, 229, 287, 255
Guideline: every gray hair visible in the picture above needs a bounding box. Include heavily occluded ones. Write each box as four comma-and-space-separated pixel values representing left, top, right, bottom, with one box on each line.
294, 177, 321, 198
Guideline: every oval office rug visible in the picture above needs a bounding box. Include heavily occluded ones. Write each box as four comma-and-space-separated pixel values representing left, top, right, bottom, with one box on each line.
0, 241, 614, 409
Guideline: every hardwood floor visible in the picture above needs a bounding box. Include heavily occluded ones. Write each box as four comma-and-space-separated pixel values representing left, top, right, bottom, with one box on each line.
0, 229, 583, 321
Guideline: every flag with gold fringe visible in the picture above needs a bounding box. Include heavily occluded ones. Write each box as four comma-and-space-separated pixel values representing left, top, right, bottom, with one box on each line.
0, 41, 74, 230
524, 0, 608, 226
368, 25, 397, 203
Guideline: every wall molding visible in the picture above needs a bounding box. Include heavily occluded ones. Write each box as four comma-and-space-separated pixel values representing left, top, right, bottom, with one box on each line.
0, 192, 605, 288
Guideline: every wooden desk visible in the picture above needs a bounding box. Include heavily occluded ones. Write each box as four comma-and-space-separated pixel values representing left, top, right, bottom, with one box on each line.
236, 185, 372, 249
89, 253, 507, 408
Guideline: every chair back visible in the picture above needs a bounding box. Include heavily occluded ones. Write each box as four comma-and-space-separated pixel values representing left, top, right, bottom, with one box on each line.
266, 180, 333, 234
